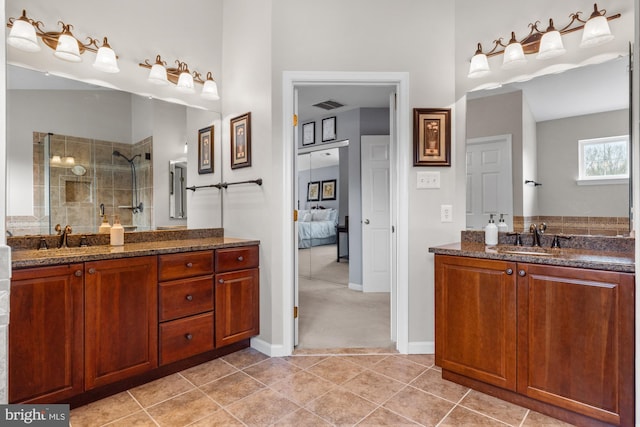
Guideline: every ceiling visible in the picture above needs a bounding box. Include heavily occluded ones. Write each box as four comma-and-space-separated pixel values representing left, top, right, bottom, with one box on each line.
297, 85, 395, 121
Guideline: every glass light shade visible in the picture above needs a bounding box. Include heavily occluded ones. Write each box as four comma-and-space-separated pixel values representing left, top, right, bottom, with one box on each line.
580, 15, 614, 48
176, 71, 195, 93
148, 63, 169, 85
201, 79, 220, 100
184, 142, 188, 153
537, 30, 566, 59
468, 53, 490, 78
93, 46, 119, 73
502, 42, 527, 69
50, 155, 62, 165
54, 33, 81, 62
63, 156, 75, 166
8, 18, 40, 52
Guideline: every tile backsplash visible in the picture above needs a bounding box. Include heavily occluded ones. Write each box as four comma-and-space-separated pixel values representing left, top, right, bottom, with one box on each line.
513, 215, 630, 237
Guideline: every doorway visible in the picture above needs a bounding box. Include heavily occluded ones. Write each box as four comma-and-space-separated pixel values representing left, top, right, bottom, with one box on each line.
282, 71, 411, 355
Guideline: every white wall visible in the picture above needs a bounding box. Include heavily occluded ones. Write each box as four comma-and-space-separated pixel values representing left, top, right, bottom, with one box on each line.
522, 99, 538, 217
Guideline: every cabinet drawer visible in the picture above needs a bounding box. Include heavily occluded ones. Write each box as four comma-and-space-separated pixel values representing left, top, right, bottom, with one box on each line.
160, 312, 214, 365
159, 251, 214, 281
159, 276, 214, 321
215, 246, 259, 273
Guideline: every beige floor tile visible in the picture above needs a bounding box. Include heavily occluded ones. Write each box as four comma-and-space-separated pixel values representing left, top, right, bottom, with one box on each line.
103, 410, 157, 426
357, 407, 419, 426
522, 410, 576, 426
243, 357, 302, 385
341, 370, 405, 404
383, 386, 455, 426
305, 388, 377, 425
270, 371, 336, 405
129, 373, 195, 408
460, 390, 528, 426
225, 388, 300, 425
438, 405, 508, 426
342, 354, 389, 368
411, 368, 470, 402
221, 346, 270, 369
401, 353, 435, 367
70, 392, 142, 427
199, 371, 265, 406
306, 356, 365, 385
370, 355, 426, 384
274, 408, 333, 426
282, 355, 329, 369
146, 389, 220, 427
187, 408, 244, 426
180, 358, 238, 386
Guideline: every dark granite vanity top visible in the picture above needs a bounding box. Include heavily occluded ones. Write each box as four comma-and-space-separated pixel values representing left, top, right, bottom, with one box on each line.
9, 228, 260, 269
428, 231, 634, 273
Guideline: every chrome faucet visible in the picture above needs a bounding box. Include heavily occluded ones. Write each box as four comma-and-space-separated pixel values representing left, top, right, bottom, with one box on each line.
55, 224, 73, 248
529, 223, 546, 247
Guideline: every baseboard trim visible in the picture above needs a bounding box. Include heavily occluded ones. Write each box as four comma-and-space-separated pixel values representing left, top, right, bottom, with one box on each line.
251, 337, 289, 357
348, 282, 363, 291
408, 341, 435, 354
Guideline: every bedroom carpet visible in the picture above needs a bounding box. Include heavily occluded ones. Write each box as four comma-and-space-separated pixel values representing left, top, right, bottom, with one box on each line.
298, 245, 393, 350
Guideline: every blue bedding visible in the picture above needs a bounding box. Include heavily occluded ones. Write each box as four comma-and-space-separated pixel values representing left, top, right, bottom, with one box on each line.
298, 208, 338, 248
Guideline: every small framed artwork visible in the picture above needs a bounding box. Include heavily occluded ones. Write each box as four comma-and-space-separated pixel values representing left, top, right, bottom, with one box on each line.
302, 122, 315, 146
231, 112, 251, 169
322, 116, 337, 142
198, 125, 214, 174
321, 179, 336, 201
307, 181, 320, 201
413, 108, 451, 167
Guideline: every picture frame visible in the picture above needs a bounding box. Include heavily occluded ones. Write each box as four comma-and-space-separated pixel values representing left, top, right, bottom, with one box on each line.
231, 112, 251, 169
197, 125, 214, 174
307, 181, 320, 201
322, 116, 337, 142
321, 179, 336, 201
302, 121, 315, 146
413, 108, 451, 167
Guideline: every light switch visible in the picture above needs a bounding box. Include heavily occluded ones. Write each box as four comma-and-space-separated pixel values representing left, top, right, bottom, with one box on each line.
417, 171, 440, 189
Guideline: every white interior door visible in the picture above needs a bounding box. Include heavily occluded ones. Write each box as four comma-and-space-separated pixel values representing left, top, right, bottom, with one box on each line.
361, 135, 390, 293
293, 88, 300, 346
466, 135, 513, 231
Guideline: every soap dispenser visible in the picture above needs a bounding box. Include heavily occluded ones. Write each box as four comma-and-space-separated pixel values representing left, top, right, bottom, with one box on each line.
110, 214, 124, 246
497, 213, 509, 233
485, 213, 498, 245
98, 215, 111, 234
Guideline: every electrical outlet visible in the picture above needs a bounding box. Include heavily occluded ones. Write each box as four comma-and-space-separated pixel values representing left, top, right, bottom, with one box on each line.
441, 204, 453, 222
417, 171, 440, 189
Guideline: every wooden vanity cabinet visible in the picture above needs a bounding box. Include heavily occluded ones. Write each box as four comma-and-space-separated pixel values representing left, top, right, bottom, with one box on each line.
435, 254, 635, 426
9, 264, 84, 404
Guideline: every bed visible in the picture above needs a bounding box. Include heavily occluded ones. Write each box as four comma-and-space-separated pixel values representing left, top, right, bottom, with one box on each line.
298, 208, 338, 248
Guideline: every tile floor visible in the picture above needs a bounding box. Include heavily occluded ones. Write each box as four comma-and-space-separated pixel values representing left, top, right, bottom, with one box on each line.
69, 347, 574, 426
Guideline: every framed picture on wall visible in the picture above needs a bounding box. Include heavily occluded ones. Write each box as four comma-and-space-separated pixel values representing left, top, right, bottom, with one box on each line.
307, 181, 320, 201
322, 116, 337, 142
413, 108, 451, 166
198, 125, 214, 174
231, 112, 251, 169
321, 179, 336, 201
302, 122, 315, 146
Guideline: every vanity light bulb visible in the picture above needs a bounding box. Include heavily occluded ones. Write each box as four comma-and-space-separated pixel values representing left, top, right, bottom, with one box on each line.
8, 18, 40, 52
176, 71, 195, 93
54, 33, 81, 62
93, 45, 120, 73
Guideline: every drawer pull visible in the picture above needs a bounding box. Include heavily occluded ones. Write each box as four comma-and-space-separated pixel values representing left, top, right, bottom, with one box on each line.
186, 262, 193, 268
519, 270, 526, 277
218, 279, 224, 284
185, 333, 193, 340
88, 268, 96, 275
237, 256, 244, 262
74, 270, 82, 277
505, 268, 513, 275
185, 294, 193, 301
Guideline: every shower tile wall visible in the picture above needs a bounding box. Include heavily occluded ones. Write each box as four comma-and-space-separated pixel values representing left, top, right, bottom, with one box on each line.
6, 132, 153, 236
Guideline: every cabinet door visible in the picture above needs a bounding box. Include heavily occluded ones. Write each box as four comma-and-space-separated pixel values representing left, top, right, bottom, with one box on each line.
517, 264, 634, 426
84, 256, 158, 390
215, 268, 259, 348
9, 264, 84, 403
435, 255, 517, 390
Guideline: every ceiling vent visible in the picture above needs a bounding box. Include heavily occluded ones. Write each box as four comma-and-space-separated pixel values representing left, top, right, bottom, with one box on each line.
312, 99, 344, 110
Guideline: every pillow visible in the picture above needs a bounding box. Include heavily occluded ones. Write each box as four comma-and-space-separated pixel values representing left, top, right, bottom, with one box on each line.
298, 210, 312, 222
328, 209, 338, 223
311, 209, 332, 221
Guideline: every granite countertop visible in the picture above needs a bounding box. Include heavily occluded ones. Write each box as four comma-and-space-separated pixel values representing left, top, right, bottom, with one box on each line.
11, 235, 260, 269
429, 241, 635, 273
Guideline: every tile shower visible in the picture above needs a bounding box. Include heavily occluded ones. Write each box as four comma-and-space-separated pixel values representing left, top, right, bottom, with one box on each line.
6, 132, 153, 236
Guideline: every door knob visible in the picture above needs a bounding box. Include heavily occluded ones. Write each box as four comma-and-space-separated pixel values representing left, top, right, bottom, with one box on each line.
364, 219, 370, 224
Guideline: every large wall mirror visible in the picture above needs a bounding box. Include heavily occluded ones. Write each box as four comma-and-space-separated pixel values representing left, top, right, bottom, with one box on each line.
466, 55, 630, 236
6, 64, 221, 236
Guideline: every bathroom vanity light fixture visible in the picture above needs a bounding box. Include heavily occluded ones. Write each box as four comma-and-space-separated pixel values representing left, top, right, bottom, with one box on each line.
467, 3, 620, 78
6, 9, 120, 73
139, 55, 220, 100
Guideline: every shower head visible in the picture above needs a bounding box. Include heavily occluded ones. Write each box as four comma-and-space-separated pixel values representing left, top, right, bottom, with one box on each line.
112, 151, 140, 164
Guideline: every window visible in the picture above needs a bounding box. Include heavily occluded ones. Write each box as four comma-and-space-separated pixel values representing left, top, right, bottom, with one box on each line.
578, 135, 629, 185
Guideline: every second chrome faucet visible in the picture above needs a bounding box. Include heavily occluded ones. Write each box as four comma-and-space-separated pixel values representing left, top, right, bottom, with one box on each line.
529, 223, 547, 247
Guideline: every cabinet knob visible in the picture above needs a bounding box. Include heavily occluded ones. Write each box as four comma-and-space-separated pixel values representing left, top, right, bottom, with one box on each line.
218, 279, 224, 284
518, 270, 526, 277
185, 333, 193, 340
237, 256, 244, 262
88, 268, 96, 275
505, 268, 513, 275
74, 270, 83, 277
186, 262, 193, 268
185, 294, 193, 301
